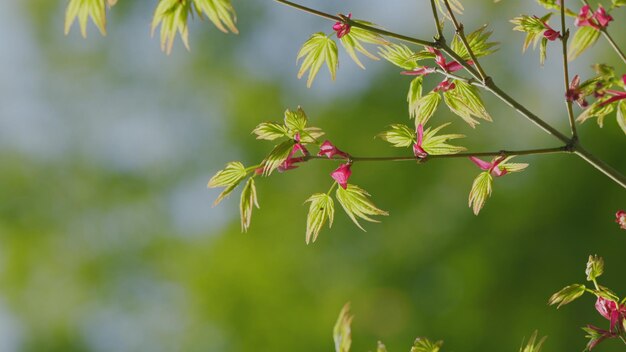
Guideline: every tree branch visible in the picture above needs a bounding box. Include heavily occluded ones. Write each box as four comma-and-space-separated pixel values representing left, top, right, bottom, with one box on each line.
560, 1, 578, 139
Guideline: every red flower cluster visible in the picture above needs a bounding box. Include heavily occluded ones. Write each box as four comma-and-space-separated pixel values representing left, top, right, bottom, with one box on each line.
575, 5, 613, 30
333, 13, 352, 38
616, 210, 626, 230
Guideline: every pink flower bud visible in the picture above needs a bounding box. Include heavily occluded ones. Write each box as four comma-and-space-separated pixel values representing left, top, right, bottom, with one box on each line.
331, 163, 352, 189
594, 6, 613, 28
333, 13, 352, 38
616, 210, 626, 230
595, 297, 626, 332
469, 156, 508, 177
543, 29, 560, 41
412, 124, 428, 159
318, 140, 349, 159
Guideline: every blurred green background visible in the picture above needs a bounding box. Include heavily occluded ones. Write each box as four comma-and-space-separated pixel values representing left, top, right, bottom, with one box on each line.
1, 0, 626, 351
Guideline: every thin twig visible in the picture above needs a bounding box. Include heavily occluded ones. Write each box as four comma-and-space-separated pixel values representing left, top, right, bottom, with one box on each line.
429, 0, 444, 41
600, 29, 626, 65
560, 1, 578, 139
441, 0, 488, 82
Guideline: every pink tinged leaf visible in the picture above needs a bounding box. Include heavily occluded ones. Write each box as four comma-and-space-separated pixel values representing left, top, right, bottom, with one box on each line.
491, 166, 507, 177
318, 140, 348, 159
599, 91, 626, 106
416, 124, 424, 145
469, 156, 493, 171
622, 74, 626, 86
433, 79, 455, 92
400, 66, 436, 76
413, 144, 428, 158
331, 163, 352, 189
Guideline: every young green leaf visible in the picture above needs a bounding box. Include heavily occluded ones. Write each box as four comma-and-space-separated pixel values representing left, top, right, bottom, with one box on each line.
585, 255, 604, 282
613, 0, 626, 7
411, 337, 444, 352
415, 91, 442, 125
152, 0, 191, 54
340, 21, 388, 69
539, 37, 548, 66
468, 171, 493, 215
511, 14, 553, 53
519, 331, 547, 352
378, 43, 420, 70
284, 107, 308, 132
407, 77, 424, 119
577, 100, 615, 127
334, 303, 353, 352
548, 284, 586, 308
64, 0, 108, 37
252, 122, 289, 141
208, 161, 248, 205
193, 0, 238, 34
451, 25, 498, 60
443, 80, 492, 127
568, 26, 600, 60
261, 140, 295, 176
379, 124, 416, 148
537, 0, 577, 16
617, 100, 626, 135
376, 342, 388, 352
297, 33, 339, 88
421, 123, 467, 155
499, 156, 529, 173
336, 184, 388, 231
239, 178, 259, 232
434, 0, 463, 20
305, 193, 334, 244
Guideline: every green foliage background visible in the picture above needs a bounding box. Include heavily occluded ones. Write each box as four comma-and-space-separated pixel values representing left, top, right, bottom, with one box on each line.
1, 1, 625, 351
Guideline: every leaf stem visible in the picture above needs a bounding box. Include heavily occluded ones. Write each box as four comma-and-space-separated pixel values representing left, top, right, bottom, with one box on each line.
560, 1, 578, 139
274, 0, 436, 47
600, 29, 626, 65
441, 0, 488, 82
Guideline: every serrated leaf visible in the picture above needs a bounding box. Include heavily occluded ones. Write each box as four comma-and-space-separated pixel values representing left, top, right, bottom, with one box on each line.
585, 255, 604, 281
421, 123, 467, 155
297, 33, 339, 88
411, 337, 444, 352
519, 331, 547, 352
208, 161, 248, 205
443, 80, 492, 127
252, 122, 288, 140
64, 0, 108, 38
379, 124, 416, 148
378, 43, 420, 70
193, 0, 238, 34
499, 156, 529, 173
577, 100, 615, 127
304, 193, 334, 244
468, 171, 493, 215
511, 14, 552, 53
261, 140, 295, 176
152, 0, 191, 54
340, 21, 388, 69
284, 107, 308, 132
569, 26, 600, 60
336, 184, 388, 231
415, 91, 442, 125
407, 77, 424, 119
539, 37, 548, 65
537, 0, 577, 16
548, 284, 586, 308
239, 178, 259, 232
334, 303, 353, 352
434, 0, 463, 20
451, 25, 498, 60
300, 127, 325, 144
617, 100, 626, 135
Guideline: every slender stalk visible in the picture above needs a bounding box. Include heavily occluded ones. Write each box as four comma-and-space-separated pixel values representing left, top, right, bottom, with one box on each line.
429, 0, 444, 41
274, 0, 436, 47
574, 145, 626, 189
560, 1, 578, 139
600, 29, 626, 65
432, 67, 483, 87
441, 0, 489, 82
303, 146, 569, 163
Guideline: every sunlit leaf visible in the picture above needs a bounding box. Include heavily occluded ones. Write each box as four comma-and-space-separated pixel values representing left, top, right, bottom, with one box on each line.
378, 124, 416, 148
151, 0, 191, 54
378, 43, 420, 70
577, 100, 615, 127
340, 20, 388, 69
569, 26, 600, 60
468, 171, 492, 215
539, 37, 548, 66
208, 161, 248, 205
297, 33, 339, 88
252, 122, 289, 141
548, 284, 586, 308
193, 0, 238, 34
304, 193, 334, 244
421, 123, 466, 155
451, 25, 498, 60
411, 337, 444, 352
537, 0, 577, 16
261, 140, 295, 176
64, 0, 109, 37
407, 77, 424, 119
519, 331, 547, 352
585, 255, 604, 282
415, 91, 442, 125
284, 107, 308, 132
617, 100, 626, 135
499, 156, 529, 173
239, 178, 259, 232
511, 14, 552, 53
434, 0, 464, 20
336, 184, 388, 231
376, 341, 388, 352
334, 303, 352, 352
443, 80, 492, 127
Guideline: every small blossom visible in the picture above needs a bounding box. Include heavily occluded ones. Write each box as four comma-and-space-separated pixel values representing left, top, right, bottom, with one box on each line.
400, 47, 473, 79
584, 325, 615, 350
318, 140, 349, 159
616, 210, 626, 230
333, 13, 352, 38
595, 296, 626, 332
433, 79, 456, 92
278, 135, 309, 172
566, 75, 589, 108
331, 163, 352, 189
412, 124, 428, 159
469, 156, 508, 177
575, 4, 613, 30
536, 16, 560, 41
